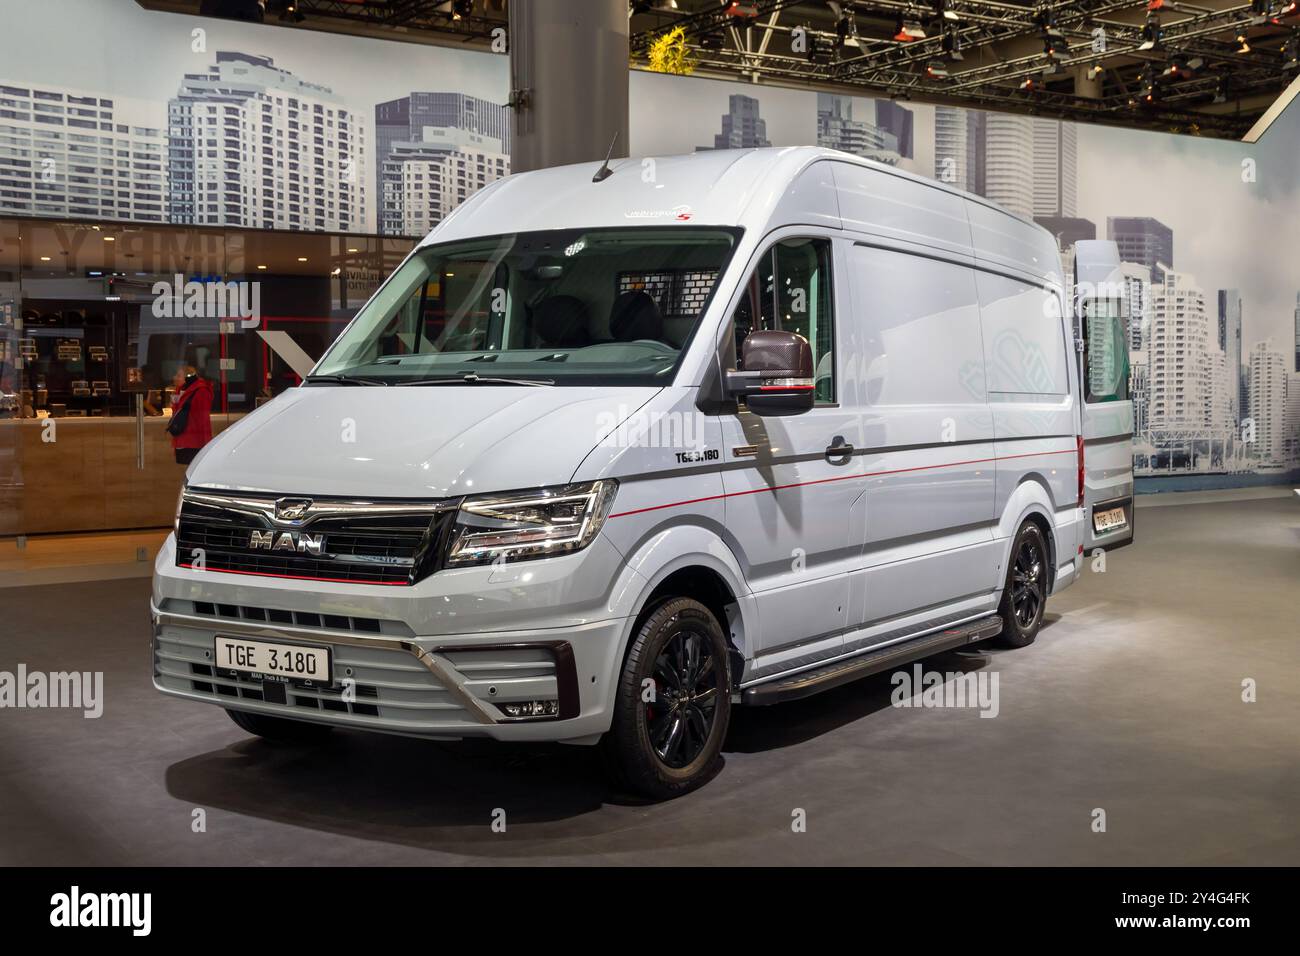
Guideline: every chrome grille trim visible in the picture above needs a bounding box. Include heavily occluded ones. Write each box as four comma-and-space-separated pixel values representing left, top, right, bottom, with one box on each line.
175, 488, 460, 585
183, 488, 457, 528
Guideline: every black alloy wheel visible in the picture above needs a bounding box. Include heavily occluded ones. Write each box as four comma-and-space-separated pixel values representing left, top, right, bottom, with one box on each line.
646, 627, 721, 769
603, 596, 732, 799
996, 521, 1049, 648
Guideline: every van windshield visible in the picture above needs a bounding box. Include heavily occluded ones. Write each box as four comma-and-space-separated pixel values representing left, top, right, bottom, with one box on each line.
312, 226, 742, 386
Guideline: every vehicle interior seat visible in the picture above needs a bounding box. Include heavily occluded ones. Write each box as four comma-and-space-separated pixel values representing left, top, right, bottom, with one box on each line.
608, 289, 664, 344
530, 295, 592, 349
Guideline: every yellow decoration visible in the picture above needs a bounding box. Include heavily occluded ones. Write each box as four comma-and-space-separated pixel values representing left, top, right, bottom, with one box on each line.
647, 26, 697, 76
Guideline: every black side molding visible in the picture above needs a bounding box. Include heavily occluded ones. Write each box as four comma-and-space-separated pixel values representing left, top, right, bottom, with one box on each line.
741, 615, 1004, 706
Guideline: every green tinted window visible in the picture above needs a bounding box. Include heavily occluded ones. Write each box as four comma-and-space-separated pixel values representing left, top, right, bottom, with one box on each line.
733, 237, 835, 403
1083, 296, 1129, 403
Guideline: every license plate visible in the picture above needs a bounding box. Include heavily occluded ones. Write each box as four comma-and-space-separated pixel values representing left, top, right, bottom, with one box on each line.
1093, 506, 1128, 534
214, 636, 331, 684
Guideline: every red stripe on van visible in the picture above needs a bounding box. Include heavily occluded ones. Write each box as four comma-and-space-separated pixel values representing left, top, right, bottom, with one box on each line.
608, 447, 1078, 519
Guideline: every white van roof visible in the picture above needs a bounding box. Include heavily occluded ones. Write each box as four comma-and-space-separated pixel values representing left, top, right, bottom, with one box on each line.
422, 146, 1063, 287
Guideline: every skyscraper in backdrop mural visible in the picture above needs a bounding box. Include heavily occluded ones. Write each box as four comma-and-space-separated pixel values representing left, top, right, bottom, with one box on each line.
167, 51, 365, 232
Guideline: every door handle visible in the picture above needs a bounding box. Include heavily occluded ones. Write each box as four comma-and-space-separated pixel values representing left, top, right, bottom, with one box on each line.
825, 435, 854, 465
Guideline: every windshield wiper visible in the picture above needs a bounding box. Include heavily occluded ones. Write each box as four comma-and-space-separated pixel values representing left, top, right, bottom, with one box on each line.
305, 374, 389, 386
396, 373, 554, 387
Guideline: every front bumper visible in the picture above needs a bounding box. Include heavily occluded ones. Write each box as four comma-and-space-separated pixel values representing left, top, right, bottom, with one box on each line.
152, 601, 627, 742
150, 531, 635, 743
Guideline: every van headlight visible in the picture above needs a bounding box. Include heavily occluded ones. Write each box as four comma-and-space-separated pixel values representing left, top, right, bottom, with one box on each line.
445, 480, 618, 566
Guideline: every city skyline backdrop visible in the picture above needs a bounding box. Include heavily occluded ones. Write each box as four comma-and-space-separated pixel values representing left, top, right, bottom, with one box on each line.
2, 0, 1298, 479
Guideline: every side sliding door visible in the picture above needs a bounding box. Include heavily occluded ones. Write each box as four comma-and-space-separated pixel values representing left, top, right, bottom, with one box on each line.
843, 242, 1000, 643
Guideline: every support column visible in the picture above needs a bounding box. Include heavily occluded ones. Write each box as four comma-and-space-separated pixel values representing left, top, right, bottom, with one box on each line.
508, 0, 630, 173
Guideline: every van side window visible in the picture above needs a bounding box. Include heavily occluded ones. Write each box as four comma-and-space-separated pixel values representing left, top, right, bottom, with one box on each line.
732, 237, 835, 403
1082, 295, 1129, 403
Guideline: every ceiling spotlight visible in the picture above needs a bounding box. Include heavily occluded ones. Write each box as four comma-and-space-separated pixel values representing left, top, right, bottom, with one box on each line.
1285, 32, 1300, 69
1139, 13, 1162, 51
1139, 65, 1158, 103
1235, 32, 1251, 54
450, 0, 473, 19
1087, 61, 1105, 79
941, 25, 963, 60
1213, 73, 1233, 102
1043, 32, 1069, 59
279, 1, 305, 23
1162, 55, 1203, 78
699, 32, 724, 51
723, 1, 760, 16
926, 60, 950, 78
1020, 75, 1037, 91
836, 11, 860, 49
933, 0, 959, 21
805, 29, 827, 63
894, 17, 926, 41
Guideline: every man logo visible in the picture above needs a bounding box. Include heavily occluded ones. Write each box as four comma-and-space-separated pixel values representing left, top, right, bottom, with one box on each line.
274, 497, 312, 521
249, 530, 325, 556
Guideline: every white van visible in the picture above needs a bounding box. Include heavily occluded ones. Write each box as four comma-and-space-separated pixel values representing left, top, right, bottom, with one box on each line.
152, 147, 1134, 798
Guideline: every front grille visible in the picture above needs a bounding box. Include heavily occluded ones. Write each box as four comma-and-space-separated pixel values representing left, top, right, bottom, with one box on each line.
160, 598, 414, 637
175, 491, 457, 585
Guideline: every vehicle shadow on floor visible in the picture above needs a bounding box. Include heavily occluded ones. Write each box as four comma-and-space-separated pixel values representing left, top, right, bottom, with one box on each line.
724, 644, 999, 753
162, 625, 1051, 858
728, 612, 1062, 751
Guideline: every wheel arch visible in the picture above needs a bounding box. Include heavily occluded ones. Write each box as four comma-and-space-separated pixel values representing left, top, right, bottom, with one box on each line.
1000, 478, 1058, 593
611, 525, 755, 680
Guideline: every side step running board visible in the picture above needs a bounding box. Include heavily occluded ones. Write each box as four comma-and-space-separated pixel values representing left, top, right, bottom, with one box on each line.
741, 615, 1004, 707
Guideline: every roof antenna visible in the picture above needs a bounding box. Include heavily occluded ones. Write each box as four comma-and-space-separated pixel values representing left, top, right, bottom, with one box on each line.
592, 133, 619, 183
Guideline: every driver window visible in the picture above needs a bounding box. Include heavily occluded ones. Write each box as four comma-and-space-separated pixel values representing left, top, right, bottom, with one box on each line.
731, 237, 835, 403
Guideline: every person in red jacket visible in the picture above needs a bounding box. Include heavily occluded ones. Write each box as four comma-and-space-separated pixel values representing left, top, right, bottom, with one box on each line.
169, 366, 213, 465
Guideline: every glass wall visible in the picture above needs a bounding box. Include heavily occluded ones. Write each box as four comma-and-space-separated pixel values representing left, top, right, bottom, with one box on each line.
0, 216, 414, 535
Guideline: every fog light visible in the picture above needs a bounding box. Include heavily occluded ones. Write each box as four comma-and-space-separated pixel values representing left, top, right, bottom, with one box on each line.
500, 700, 559, 718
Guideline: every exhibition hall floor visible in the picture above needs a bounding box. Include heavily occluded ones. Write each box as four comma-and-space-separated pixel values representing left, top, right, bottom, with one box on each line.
2, 496, 1296, 866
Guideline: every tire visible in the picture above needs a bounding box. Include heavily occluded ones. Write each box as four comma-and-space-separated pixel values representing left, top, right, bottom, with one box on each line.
602, 597, 732, 800
226, 708, 334, 743
996, 521, 1049, 648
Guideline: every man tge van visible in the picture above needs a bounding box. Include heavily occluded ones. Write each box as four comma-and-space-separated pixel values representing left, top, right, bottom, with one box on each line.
152, 147, 1134, 798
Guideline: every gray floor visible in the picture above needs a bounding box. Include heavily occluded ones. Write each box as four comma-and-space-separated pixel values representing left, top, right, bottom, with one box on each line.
2, 497, 1297, 866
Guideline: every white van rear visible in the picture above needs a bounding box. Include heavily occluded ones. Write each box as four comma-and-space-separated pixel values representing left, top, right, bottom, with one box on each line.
151, 147, 1133, 798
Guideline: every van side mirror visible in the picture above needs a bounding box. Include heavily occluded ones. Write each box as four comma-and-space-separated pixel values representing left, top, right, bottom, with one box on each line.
725, 329, 815, 415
